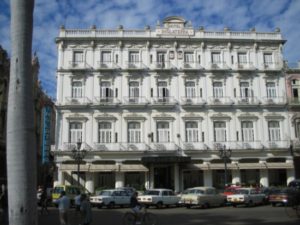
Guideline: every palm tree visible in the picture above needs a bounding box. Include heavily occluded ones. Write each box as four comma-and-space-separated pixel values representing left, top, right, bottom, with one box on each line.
7, 0, 37, 224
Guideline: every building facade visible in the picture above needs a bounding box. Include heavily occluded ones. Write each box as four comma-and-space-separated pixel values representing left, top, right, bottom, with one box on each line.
53, 16, 295, 193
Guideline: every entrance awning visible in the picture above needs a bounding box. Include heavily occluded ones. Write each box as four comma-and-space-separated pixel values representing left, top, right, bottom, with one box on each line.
120, 164, 148, 172
265, 162, 294, 169
141, 156, 191, 164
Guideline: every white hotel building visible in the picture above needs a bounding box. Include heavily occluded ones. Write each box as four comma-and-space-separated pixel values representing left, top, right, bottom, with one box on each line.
52, 16, 295, 193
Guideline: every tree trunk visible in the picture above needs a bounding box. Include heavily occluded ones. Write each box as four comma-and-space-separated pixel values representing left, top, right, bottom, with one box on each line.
7, 0, 36, 225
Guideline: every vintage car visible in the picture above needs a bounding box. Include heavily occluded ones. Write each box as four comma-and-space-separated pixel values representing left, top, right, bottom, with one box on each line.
269, 188, 298, 206
180, 187, 225, 208
89, 189, 131, 208
137, 188, 180, 208
227, 188, 266, 207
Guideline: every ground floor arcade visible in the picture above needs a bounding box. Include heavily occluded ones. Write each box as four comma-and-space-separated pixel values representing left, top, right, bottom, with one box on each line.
54, 160, 295, 193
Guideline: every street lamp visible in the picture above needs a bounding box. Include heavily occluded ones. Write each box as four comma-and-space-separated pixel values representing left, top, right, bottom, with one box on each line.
71, 142, 87, 187
218, 145, 232, 188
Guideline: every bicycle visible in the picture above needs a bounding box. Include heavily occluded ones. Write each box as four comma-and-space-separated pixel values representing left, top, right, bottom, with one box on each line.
122, 206, 157, 225
284, 193, 300, 218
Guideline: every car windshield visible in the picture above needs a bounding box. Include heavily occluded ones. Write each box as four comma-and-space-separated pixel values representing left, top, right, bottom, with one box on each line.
144, 190, 160, 195
189, 189, 204, 194
98, 191, 112, 196
53, 187, 64, 194
234, 189, 249, 194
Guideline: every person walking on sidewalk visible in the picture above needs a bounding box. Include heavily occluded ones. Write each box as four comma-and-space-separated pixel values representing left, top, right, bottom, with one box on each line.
80, 194, 92, 225
54, 191, 70, 225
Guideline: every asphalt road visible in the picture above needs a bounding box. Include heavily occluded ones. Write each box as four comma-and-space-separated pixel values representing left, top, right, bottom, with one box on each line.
38, 205, 300, 225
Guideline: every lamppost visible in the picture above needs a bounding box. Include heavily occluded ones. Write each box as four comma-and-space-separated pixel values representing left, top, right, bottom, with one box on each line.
72, 142, 87, 187
218, 145, 232, 188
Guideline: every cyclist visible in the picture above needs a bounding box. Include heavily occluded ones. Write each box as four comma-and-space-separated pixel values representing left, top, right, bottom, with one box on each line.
130, 192, 142, 213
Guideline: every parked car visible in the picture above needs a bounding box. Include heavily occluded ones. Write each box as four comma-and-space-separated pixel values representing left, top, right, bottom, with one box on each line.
90, 189, 131, 208
180, 187, 225, 209
269, 188, 297, 206
288, 179, 300, 189
227, 188, 266, 207
260, 187, 281, 204
222, 186, 241, 197
137, 188, 180, 208
52, 185, 81, 207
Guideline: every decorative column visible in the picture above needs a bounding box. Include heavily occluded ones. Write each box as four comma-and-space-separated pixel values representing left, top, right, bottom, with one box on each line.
203, 169, 212, 187
149, 164, 154, 189
144, 171, 150, 190
231, 169, 241, 185
115, 172, 125, 188
259, 168, 269, 187
85, 172, 95, 194
286, 159, 295, 185
55, 165, 65, 186
174, 163, 180, 193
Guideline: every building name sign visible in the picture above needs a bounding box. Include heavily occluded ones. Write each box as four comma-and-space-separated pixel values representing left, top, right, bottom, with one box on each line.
156, 28, 194, 36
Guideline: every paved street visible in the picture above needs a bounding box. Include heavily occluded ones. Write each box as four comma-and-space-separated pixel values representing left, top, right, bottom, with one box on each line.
38, 205, 300, 225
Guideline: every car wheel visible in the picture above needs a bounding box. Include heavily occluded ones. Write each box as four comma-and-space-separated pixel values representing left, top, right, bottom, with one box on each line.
156, 201, 163, 209
107, 202, 115, 209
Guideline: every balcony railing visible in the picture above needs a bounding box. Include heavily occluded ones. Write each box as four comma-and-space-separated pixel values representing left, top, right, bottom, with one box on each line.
93, 143, 120, 151
151, 97, 177, 105
149, 142, 179, 151
126, 61, 147, 70
288, 97, 300, 105
123, 97, 149, 104
94, 97, 120, 105
65, 97, 92, 105
261, 97, 286, 105
151, 61, 174, 70
263, 140, 290, 149
208, 62, 230, 70
181, 142, 208, 151
208, 97, 234, 105
181, 97, 206, 105
182, 61, 203, 70
234, 62, 255, 70
121, 143, 150, 151
236, 141, 263, 150
262, 62, 283, 70
235, 97, 260, 105
69, 61, 91, 69
97, 61, 119, 70
62, 142, 92, 151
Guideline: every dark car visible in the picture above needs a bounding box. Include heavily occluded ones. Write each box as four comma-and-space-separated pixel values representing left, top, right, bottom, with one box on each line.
288, 179, 300, 189
269, 188, 297, 206
261, 187, 281, 204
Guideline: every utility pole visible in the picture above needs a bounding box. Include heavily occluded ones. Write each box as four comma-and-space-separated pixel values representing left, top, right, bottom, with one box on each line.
7, 1, 37, 225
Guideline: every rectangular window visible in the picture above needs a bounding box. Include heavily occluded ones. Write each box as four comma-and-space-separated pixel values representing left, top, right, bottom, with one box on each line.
129, 82, 139, 98
72, 81, 83, 98
214, 121, 226, 142
186, 122, 199, 142
69, 122, 82, 143
184, 52, 194, 63
266, 82, 276, 98
158, 81, 169, 98
157, 122, 170, 142
268, 121, 280, 141
129, 51, 139, 63
241, 121, 254, 141
100, 81, 113, 98
157, 52, 166, 63
213, 82, 223, 98
264, 53, 273, 65
101, 51, 111, 63
185, 81, 196, 98
128, 122, 141, 143
238, 53, 247, 64
98, 122, 112, 143
211, 52, 221, 63
74, 51, 83, 62
240, 82, 250, 98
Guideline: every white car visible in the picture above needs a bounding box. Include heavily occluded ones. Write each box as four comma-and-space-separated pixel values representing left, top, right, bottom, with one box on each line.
180, 187, 225, 208
138, 189, 180, 208
90, 189, 131, 208
227, 188, 266, 207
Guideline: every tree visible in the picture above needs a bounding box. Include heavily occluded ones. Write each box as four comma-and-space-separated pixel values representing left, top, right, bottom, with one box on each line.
7, 0, 37, 224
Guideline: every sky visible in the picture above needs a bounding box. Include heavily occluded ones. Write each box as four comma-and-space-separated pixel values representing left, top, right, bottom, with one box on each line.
0, 0, 300, 99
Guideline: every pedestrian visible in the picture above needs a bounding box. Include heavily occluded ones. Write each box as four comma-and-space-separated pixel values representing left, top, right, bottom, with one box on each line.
40, 188, 49, 214
80, 194, 92, 225
54, 191, 70, 225
0, 185, 8, 225
75, 190, 81, 212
